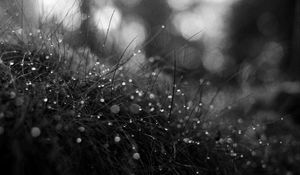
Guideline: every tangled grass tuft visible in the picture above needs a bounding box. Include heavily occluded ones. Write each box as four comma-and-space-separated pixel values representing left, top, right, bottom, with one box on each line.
0, 30, 240, 175
1, 10, 300, 175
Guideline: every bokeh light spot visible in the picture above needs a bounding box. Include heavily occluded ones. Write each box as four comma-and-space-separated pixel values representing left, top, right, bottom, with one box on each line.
37, 0, 82, 31
93, 5, 122, 32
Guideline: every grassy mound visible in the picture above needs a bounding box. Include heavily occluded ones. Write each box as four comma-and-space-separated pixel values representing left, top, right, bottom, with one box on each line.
0, 33, 240, 175
0, 11, 300, 175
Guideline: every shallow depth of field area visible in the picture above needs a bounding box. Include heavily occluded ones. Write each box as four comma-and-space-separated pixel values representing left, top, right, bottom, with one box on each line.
0, 0, 300, 175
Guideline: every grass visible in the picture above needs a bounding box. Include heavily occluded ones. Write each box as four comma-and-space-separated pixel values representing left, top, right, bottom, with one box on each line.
1, 3, 300, 175
0, 27, 242, 175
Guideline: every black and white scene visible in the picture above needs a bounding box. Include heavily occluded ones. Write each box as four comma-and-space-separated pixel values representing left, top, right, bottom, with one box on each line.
0, 0, 299, 174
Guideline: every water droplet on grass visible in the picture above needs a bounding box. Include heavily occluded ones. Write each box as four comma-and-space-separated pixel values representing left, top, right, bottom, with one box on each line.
10, 91, 16, 99
133, 153, 140, 160
114, 135, 121, 143
76, 138, 82, 143
110, 104, 120, 114
149, 93, 155, 99
31, 127, 41, 138
78, 126, 85, 132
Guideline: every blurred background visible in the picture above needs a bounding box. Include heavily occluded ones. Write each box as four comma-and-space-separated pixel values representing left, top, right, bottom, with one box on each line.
0, 0, 299, 122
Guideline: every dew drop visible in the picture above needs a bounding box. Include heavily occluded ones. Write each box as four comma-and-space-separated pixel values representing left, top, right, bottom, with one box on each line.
76, 138, 82, 143
31, 127, 41, 138
114, 136, 121, 143
78, 126, 85, 132
133, 153, 140, 160
110, 104, 120, 114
